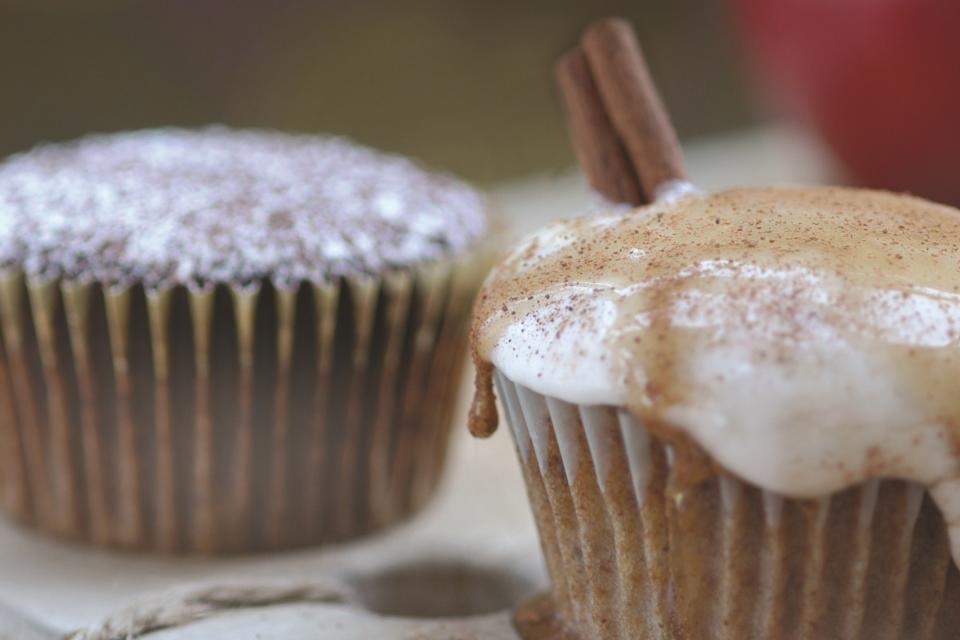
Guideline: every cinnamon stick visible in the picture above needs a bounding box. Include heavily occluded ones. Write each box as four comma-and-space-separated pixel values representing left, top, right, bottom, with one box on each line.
555, 50, 644, 206
555, 17, 686, 204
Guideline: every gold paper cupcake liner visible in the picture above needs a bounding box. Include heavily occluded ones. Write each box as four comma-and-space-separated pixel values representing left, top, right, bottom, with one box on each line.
495, 372, 960, 639
0, 255, 485, 554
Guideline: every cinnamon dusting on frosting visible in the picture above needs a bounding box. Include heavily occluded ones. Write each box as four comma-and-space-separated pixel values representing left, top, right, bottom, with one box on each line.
470, 185, 960, 564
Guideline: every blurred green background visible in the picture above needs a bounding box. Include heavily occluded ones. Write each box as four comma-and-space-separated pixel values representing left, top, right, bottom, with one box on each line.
0, 0, 756, 184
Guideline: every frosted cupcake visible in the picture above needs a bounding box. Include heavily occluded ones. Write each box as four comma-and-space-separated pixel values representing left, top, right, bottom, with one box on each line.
0, 127, 491, 553
470, 185, 960, 638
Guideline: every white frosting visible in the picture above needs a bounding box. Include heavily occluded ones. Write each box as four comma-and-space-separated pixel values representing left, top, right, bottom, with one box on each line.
473, 186, 960, 566
489, 291, 620, 406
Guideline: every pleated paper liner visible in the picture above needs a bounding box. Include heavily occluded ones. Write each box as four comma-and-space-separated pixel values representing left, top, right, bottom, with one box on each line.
0, 254, 485, 554
494, 372, 960, 640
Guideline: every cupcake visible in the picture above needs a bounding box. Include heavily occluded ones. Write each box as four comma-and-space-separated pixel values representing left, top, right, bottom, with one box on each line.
0, 127, 492, 553
469, 185, 960, 638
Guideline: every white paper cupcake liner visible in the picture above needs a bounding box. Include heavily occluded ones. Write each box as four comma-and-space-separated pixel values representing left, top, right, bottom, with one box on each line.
0, 255, 485, 554
495, 371, 960, 639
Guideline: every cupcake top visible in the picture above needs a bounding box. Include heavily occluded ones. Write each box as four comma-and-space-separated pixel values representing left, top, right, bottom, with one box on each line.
470, 185, 960, 558
0, 128, 488, 289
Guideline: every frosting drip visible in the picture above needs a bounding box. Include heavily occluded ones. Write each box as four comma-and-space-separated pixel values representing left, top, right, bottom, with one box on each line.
470, 185, 960, 565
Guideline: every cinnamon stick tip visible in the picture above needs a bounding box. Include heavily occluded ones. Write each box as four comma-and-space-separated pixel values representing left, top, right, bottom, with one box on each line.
582, 16, 636, 47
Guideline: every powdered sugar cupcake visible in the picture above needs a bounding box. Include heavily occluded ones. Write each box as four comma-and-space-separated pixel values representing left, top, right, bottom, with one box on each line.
0, 127, 492, 553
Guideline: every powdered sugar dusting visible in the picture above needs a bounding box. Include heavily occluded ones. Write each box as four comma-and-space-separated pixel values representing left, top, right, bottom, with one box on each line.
0, 127, 488, 289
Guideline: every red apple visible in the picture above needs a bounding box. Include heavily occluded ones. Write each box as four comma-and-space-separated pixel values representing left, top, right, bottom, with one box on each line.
728, 0, 960, 206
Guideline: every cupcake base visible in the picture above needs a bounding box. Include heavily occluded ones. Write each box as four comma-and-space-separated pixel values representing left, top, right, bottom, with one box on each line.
513, 593, 578, 640
495, 371, 960, 639
0, 256, 483, 554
